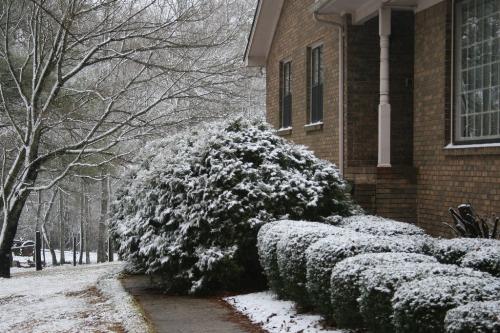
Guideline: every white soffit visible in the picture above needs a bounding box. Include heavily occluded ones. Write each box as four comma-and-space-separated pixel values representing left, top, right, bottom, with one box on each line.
245, 0, 445, 67
316, 0, 444, 24
245, 0, 285, 67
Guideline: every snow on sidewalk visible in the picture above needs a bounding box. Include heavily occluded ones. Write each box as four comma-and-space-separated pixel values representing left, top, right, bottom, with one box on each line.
0, 262, 148, 333
225, 291, 348, 333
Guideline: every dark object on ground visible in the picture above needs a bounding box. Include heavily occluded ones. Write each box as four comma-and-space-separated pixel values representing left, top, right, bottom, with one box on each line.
447, 204, 498, 239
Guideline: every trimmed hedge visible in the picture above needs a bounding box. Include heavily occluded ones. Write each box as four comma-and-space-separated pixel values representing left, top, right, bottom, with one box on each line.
358, 263, 488, 333
461, 247, 500, 277
256, 217, 500, 333
445, 301, 500, 333
257, 220, 328, 298
431, 238, 500, 264
392, 275, 500, 333
329, 252, 438, 329
305, 233, 428, 318
340, 215, 426, 236
276, 224, 347, 308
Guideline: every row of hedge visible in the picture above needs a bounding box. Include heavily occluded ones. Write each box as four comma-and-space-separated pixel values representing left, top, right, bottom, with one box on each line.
257, 216, 500, 333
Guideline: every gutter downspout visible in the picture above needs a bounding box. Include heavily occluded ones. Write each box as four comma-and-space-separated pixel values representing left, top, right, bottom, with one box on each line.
313, 12, 345, 176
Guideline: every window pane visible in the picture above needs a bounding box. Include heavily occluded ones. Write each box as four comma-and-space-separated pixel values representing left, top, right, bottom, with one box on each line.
455, 0, 500, 142
310, 46, 323, 123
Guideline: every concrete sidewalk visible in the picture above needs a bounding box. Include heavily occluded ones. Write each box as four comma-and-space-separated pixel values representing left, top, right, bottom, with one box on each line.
121, 275, 262, 333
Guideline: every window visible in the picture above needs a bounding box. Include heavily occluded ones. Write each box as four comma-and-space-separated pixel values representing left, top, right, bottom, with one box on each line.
280, 61, 292, 128
309, 45, 324, 123
454, 0, 500, 143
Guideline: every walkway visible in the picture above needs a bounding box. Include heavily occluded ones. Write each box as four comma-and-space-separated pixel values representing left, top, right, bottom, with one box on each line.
121, 275, 263, 333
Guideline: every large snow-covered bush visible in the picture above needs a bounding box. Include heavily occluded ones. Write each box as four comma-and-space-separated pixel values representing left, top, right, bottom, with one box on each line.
305, 232, 428, 318
445, 301, 500, 333
392, 276, 500, 333
357, 263, 488, 333
110, 120, 359, 294
275, 223, 349, 308
339, 215, 426, 236
329, 252, 437, 329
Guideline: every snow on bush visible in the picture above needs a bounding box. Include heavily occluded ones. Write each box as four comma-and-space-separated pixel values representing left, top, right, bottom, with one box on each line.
257, 220, 319, 298
431, 238, 500, 264
445, 300, 500, 333
392, 275, 500, 333
305, 232, 428, 319
275, 223, 349, 308
431, 238, 500, 276
460, 246, 500, 277
329, 252, 438, 329
110, 119, 359, 294
340, 215, 426, 236
357, 263, 488, 333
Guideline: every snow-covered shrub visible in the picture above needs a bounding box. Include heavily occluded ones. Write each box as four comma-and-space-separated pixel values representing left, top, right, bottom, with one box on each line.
392, 275, 500, 333
460, 247, 500, 277
431, 238, 500, 264
340, 215, 426, 236
276, 223, 348, 308
329, 252, 438, 329
305, 232, 427, 318
445, 301, 500, 333
358, 263, 487, 333
431, 238, 500, 276
110, 119, 359, 294
257, 220, 329, 298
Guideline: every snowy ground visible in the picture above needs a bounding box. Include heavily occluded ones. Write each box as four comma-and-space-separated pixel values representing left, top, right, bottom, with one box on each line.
13, 249, 118, 268
0, 262, 149, 333
225, 291, 348, 333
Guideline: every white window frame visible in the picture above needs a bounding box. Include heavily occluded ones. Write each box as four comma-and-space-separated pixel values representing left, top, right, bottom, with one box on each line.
452, 0, 500, 145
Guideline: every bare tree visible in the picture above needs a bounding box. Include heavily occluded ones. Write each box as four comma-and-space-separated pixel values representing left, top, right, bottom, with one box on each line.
78, 180, 84, 265
97, 174, 108, 263
58, 187, 65, 264
0, 0, 261, 277
40, 190, 58, 266
85, 192, 90, 264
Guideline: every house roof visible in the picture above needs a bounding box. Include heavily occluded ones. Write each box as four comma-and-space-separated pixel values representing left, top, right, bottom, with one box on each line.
244, 0, 444, 67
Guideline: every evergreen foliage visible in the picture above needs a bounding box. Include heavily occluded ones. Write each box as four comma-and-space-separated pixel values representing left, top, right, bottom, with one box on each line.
110, 119, 358, 294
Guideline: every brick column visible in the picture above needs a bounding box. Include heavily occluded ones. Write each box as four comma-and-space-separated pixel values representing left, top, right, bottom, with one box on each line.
378, 7, 391, 167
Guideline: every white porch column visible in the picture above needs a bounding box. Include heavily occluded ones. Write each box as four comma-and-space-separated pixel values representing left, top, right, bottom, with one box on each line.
378, 7, 391, 167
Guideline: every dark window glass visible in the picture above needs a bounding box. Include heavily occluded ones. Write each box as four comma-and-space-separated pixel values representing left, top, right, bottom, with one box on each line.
310, 45, 323, 123
281, 61, 292, 128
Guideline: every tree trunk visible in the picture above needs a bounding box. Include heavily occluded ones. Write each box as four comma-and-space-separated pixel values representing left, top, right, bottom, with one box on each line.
0, 185, 33, 277
0, 139, 39, 277
40, 190, 58, 266
79, 180, 84, 265
59, 190, 65, 265
37, 192, 46, 264
85, 194, 90, 264
97, 176, 108, 263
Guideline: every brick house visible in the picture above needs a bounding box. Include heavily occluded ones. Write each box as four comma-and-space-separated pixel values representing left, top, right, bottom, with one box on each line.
245, 0, 500, 236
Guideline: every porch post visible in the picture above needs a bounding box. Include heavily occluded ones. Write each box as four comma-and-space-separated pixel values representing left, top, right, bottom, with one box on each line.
378, 7, 391, 167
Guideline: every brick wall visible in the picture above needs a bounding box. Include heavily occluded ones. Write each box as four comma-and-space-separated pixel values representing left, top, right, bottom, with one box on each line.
266, 0, 341, 164
414, 0, 500, 236
344, 12, 416, 221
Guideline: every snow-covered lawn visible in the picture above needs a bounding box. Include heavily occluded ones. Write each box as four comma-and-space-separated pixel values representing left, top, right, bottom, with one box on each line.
0, 262, 148, 333
13, 249, 118, 268
225, 291, 348, 333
